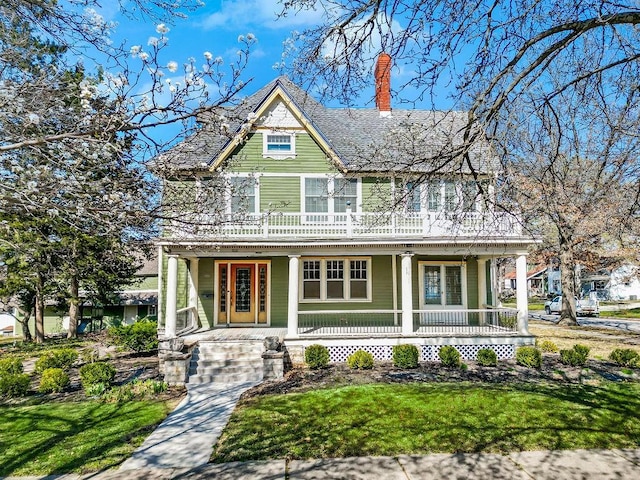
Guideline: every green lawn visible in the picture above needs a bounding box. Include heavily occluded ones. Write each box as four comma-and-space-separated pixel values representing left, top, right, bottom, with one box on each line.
0, 400, 173, 476
602, 308, 640, 319
212, 382, 640, 462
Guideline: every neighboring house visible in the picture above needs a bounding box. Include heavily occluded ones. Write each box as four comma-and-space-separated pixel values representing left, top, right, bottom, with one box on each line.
0, 310, 17, 336
10, 257, 158, 337
581, 265, 640, 301
156, 55, 537, 362
503, 265, 547, 298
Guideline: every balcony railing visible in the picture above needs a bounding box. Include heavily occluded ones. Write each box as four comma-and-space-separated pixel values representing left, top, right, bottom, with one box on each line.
297, 308, 518, 336
168, 210, 523, 240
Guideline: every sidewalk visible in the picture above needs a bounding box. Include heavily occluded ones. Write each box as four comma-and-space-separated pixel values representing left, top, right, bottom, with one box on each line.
4, 449, 640, 479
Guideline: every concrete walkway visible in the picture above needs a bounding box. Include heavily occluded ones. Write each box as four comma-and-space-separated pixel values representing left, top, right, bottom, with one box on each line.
119, 381, 259, 470
4, 449, 640, 479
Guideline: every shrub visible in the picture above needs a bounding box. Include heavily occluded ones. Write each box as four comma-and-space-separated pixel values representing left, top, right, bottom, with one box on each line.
39, 368, 70, 393
0, 357, 23, 376
392, 344, 419, 369
85, 382, 108, 397
304, 344, 330, 369
79, 362, 116, 392
107, 320, 158, 352
537, 340, 559, 353
476, 348, 498, 367
346, 350, 374, 369
0, 373, 30, 397
438, 346, 461, 368
559, 345, 590, 367
609, 348, 640, 368
102, 380, 168, 403
35, 348, 78, 373
516, 346, 542, 369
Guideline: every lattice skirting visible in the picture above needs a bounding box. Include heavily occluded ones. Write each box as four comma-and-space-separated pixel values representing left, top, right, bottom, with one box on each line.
314, 344, 516, 363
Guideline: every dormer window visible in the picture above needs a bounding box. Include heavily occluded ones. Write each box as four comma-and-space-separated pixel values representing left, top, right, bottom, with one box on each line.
263, 131, 296, 159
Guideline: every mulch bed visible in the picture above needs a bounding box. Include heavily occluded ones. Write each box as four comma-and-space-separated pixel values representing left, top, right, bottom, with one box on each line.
243, 355, 639, 400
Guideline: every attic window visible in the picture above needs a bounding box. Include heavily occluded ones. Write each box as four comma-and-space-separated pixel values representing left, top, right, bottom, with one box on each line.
263, 131, 296, 159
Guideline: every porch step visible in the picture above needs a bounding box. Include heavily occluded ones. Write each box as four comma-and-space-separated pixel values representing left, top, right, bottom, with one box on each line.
187, 340, 264, 385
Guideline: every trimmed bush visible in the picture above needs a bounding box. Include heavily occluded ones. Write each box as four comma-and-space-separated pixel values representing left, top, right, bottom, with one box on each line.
476, 348, 498, 367
392, 344, 419, 369
438, 346, 461, 368
0, 373, 30, 397
79, 362, 116, 392
559, 344, 590, 367
304, 344, 330, 370
537, 340, 559, 353
516, 346, 542, 369
609, 348, 640, 368
35, 348, 78, 373
347, 350, 374, 369
107, 319, 158, 352
39, 368, 70, 393
0, 357, 23, 376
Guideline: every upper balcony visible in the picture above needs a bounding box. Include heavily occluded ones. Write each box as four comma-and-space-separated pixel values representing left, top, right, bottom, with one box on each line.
165, 209, 525, 242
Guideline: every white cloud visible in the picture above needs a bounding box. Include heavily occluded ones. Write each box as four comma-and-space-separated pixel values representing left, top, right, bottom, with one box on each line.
199, 0, 325, 30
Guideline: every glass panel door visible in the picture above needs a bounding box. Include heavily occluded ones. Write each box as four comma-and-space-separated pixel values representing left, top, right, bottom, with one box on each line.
423, 266, 441, 305
444, 266, 463, 306
230, 264, 255, 323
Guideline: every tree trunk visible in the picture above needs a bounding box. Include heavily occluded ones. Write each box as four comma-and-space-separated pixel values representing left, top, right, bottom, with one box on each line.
34, 274, 45, 343
16, 305, 33, 342
68, 274, 79, 339
558, 238, 578, 326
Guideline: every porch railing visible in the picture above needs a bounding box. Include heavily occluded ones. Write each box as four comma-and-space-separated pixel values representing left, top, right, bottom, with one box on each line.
168, 210, 522, 240
297, 308, 519, 336
298, 310, 401, 335
176, 306, 198, 336
414, 308, 518, 334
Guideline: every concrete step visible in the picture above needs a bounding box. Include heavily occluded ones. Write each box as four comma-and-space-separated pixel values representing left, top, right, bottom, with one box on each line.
189, 358, 262, 369
191, 351, 263, 361
187, 371, 263, 384
189, 364, 263, 376
196, 341, 263, 352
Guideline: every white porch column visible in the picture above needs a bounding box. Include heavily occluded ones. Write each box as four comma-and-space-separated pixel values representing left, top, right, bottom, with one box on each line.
165, 254, 179, 338
287, 255, 300, 338
401, 253, 414, 335
516, 254, 530, 335
188, 258, 199, 325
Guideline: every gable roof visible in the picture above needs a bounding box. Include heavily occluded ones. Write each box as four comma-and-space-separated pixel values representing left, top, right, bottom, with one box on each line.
158, 76, 499, 175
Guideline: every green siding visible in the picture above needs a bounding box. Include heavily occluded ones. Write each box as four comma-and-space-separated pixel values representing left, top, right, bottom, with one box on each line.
467, 259, 479, 309
133, 275, 158, 291
270, 257, 289, 327
260, 177, 300, 212
361, 177, 393, 213
197, 258, 215, 329
228, 133, 337, 174
176, 259, 189, 310
298, 256, 395, 311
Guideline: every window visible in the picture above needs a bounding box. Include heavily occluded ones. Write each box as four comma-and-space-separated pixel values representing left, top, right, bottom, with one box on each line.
303, 177, 359, 219
229, 176, 257, 214
301, 257, 370, 301
405, 181, 422, 212
263, 131, 296, 159
419, 262, 466, 308
401, 180, 479, 212
266, 134, 291, 152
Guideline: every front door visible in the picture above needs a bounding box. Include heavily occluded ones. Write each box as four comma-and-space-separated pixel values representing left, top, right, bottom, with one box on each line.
230, 264, 254, 323
217, 261, 270, 325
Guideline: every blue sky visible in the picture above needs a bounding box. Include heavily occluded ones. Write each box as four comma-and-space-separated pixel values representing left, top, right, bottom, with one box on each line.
104, 1, 334, 102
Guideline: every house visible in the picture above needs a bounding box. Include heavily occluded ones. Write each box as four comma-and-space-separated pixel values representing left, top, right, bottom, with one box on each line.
503, 265, 547, 298
156, 55, 537, 365
581, 265, 640, 301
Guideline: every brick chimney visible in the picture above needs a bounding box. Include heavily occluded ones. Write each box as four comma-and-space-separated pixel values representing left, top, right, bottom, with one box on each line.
374, 53, 392, 116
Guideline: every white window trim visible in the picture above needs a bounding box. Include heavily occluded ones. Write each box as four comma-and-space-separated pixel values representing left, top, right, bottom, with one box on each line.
301, 175, 362, 215
418, 261, 467, 309
400, 179, 486, 213
299, 257, 372, 303
262, 130, 296, 160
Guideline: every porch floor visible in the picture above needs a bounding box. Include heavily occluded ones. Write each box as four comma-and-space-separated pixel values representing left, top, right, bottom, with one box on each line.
182, 327, 288, 346
298, 325, 516, 336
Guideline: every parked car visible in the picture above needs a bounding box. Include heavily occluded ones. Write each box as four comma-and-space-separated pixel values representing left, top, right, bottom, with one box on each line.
544, 295, 600, 317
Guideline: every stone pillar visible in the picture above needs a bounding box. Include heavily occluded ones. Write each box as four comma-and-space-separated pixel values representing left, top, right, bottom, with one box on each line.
188, 257, 199, 326
516, 254, 530, 335
401, 253, 414, 335
165, 254, 179, 338
287, 255, 300, 338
